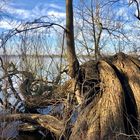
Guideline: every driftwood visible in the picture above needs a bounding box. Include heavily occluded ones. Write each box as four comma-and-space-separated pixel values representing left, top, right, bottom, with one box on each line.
0, 113, 64, 136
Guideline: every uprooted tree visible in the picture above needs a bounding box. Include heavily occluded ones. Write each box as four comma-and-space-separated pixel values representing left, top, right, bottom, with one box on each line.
0, 0, 140, 140
0, 52, 140, 140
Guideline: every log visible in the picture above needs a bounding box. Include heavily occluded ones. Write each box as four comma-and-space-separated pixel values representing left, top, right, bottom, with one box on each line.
19, 123, 40, 132
0, 113, 64, 136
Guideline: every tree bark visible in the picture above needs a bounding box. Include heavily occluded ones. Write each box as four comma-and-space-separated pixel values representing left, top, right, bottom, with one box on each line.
0, 113, 64, 136
112, 53, 140, 131
1, 53, 140, 140
66, 0, 79, 78
70, 60, 126, 140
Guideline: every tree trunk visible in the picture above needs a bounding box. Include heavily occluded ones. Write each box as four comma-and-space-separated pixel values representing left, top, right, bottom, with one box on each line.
112, 53, 140, 130
69, 53, 140, 140
70, 60, 126, 140
66, 0, 79, 78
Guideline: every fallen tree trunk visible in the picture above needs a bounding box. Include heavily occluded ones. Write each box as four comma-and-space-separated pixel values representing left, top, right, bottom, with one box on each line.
112, 53, 140, 129
0, 113, 64, 136
70, 60, 126, 140
69, 53, 140, 140
23, 53, 140, 140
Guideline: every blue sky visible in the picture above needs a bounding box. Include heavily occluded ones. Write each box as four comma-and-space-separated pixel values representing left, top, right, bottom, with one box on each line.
0, 0, 139, 54
0, 0, 66, 31
0, 0, 67, 55
0, 0, 136, 31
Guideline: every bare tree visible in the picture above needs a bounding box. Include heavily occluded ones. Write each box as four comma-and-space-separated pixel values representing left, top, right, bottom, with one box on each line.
75, 0, 128, 59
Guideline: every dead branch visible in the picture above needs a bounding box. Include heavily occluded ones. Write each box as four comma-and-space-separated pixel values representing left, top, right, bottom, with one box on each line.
129, 0, 140, 20
0, 113, 64, 136
0, 17, 66, 48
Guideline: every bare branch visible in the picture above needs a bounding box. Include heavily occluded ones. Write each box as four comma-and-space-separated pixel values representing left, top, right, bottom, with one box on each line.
129, 0, 140, 20
0, 18, 66, 47
0, 113, 64, 136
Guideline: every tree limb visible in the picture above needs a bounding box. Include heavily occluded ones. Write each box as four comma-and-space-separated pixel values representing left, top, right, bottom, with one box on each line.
0, 113, 64, 136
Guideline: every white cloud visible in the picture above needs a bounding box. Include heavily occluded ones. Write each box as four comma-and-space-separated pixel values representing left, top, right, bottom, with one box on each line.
3, 4, 65, 20
0, 20, 12, 30
47, 10, 65, 18
0, 3, 66, 30
49, 4, 62, 10
2, 5, 30, 20
13, 9, 30, 19
2, 4, 45, 20
0, 18, 20, 30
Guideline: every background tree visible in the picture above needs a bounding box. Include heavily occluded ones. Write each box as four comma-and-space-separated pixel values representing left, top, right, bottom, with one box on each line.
74, 0, 129, 60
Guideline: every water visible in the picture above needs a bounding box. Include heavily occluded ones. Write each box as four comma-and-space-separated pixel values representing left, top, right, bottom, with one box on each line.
37, 103, 64, 115
0, 121, 19, 139
0, 55, 67, 111
0, 55, 67, 80
0, 54, 90, 80
0, 75, 25, 112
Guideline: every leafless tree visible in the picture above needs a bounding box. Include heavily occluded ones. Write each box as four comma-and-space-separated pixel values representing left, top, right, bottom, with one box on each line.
75, 0, 129, 59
